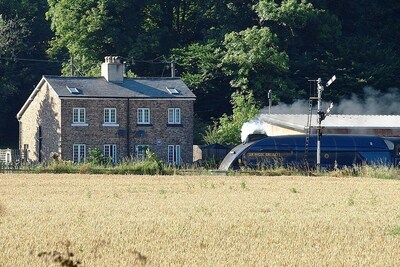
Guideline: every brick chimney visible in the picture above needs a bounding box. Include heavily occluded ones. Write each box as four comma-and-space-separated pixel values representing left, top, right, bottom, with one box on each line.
101, 56, 124, 83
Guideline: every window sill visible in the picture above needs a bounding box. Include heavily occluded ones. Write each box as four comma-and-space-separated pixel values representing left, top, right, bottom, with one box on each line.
71, 123, 88, 127
167, 124, 183, 127
102, 123, 119, 127
137, 124, 152, 127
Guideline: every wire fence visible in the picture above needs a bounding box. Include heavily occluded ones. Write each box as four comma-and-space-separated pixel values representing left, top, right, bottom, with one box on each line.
0, 149, 22, 173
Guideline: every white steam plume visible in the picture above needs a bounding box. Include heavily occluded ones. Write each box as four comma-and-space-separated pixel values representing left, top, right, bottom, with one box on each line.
241, 120, 269, 142
240, 86, 400, 142
334, 87, 400, 114
262, 87, 400, 115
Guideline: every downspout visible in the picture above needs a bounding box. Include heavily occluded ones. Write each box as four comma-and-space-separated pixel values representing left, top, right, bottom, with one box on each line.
126, 98, 130, 157
38, 126, 42, 162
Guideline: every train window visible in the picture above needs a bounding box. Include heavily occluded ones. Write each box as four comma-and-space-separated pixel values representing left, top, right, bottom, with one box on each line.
397, 146, 400, 156
384, 140, 395, 150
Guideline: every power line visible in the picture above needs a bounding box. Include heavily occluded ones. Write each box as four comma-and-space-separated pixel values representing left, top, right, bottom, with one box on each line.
0, 56, 62, 63
0, 55, 175, 65
0, 55, 177, 77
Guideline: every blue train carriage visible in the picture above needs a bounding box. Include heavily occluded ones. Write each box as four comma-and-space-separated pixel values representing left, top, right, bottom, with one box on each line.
218, 134, 400, 171
384, 136, 400, 167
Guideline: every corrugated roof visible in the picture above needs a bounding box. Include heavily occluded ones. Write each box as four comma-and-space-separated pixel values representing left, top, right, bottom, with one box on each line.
261, 114, 400, 130
44, 76, 196, 99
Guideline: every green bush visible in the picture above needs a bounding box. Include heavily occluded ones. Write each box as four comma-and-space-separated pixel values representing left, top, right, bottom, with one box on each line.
22, 154, 400, 178
87, 148, 105, 166
32, 161, 71, 173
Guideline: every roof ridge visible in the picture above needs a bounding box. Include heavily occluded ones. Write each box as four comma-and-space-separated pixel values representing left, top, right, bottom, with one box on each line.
44, 75, 102, 79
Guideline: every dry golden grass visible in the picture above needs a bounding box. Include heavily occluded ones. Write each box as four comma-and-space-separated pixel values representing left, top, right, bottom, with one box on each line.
1, 173, 400, 266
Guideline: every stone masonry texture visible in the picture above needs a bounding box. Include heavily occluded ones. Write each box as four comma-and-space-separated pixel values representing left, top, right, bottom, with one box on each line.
61, 97, 194, 163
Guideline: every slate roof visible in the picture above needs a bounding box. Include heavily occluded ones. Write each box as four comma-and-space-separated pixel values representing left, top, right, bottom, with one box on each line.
44, 75, 196, 99
260, 114, 400, 131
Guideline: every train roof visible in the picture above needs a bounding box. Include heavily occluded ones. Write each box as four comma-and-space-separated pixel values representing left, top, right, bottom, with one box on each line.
261, 114, 400, 131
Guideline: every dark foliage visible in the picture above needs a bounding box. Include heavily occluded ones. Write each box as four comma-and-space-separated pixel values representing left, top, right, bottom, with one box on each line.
1, 0, 399, 147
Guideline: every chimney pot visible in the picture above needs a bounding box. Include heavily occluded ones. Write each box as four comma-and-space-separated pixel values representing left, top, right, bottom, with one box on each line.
101, 55, 124, 83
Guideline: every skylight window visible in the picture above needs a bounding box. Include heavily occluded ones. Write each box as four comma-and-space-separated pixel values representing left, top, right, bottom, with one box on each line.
67, 86, 80, 94
166, 87, 179, 94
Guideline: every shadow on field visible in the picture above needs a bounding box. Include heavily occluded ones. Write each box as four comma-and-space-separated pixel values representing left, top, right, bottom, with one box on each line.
37, 240, 82, 267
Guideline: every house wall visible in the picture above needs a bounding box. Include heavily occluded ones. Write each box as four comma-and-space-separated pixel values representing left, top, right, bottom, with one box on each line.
130, 99, 194, 164
60, 98, 194, 164
19, 82, 62, 162
61, 98, 129, 161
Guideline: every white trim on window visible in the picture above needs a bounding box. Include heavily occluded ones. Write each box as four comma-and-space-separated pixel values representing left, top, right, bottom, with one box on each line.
168, 108, 181, 124
168, 145, 174, 164
72, 108, 88, 126
104, 144, 117, 164
103, 108, 119, 126
175, 145, 181, 165
73, 144, 86, 163
168, 145, 181, 165
137, 108, 150, 124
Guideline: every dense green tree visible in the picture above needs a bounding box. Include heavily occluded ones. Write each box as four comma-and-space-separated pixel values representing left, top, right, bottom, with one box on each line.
172, 42, 234, 144
254, 0, 318, 37
203, 91, 259, 146
1, 0, 400, 148
311, 0, 400, 98
253, 0, 343, 102
0, 16, 30, 144
221, 26, 290, 105
172, 42, 233, 122
45, 0, 258, 77
46, 0, 145, 76
200, 0, 258, 40
0, 15, 31, 58
0, 0, 57, 147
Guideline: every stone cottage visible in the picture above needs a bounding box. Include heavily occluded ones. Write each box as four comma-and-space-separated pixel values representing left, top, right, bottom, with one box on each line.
16, 56, 196, 165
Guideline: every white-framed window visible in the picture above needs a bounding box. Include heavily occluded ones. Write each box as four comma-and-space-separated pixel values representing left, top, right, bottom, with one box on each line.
73, 144, 86, 163
104, 108, 117, 125
72, 108, 87, 126
168, 108, 181, 124
137, 108, 150, 124
104, 144, 117, 164
168, 145, 181, 165
135, 145, 149, 160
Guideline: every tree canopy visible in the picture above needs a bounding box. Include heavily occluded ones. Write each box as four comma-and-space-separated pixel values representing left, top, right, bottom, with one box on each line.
0, 0, 399, 147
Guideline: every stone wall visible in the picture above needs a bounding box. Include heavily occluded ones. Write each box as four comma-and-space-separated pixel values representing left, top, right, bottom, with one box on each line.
19, 82, 62, 162
61, 98, 128, 161
60, 98, 194, 163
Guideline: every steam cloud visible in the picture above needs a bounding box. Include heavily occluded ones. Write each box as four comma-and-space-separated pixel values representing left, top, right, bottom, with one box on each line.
240, 87, 400, 142
241, 120, 269, 142
334, 87, 400, 115
264, 87, 400, 115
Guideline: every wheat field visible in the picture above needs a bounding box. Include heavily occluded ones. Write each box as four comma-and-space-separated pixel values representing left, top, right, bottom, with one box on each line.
1, 173, 400, 266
